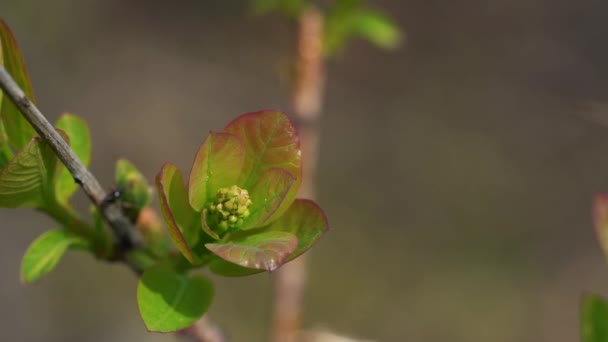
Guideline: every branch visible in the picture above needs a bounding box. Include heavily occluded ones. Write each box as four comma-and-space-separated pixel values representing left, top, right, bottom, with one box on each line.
0, 66, 142, 252
271, 6, 326, 342
0, 66, 225, 342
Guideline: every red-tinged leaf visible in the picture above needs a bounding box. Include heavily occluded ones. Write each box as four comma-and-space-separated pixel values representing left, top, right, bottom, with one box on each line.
201, 209, 220, 240
208, 257, 264, 277
594, 194, 608, 260
0, 20, 36, 150
243, 167, 295, 229
156, 163, 198, 263
188, 132, 245, 212
261, 199, 329, 260
206, 231, 297, 271
224, 110, 301, 222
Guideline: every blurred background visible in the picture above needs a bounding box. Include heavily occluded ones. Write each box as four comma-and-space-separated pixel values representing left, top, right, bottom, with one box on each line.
2, 0, 608, 341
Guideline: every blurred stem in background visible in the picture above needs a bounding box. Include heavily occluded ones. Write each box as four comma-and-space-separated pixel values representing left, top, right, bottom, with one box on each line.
272, 5, 325, 342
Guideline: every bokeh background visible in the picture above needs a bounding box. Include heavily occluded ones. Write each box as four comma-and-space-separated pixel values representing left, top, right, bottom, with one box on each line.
2, 1, 608, 341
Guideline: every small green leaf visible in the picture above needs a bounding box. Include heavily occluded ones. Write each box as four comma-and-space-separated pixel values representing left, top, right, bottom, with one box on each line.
582, 293, 608, 342
0, 20, 36, 150
201, 209, 220, 240
243, 167, 295, 229
137, 266, 214, 332
351, 10, 401, 50
224, 110, 301, 223
21, 228, 89, 284
188, 132, 245, 212
156, 163, 199, 263
206, 231, 297, 271
261, 199, 328, 260
54, 113, 91, 204
0, 135, 63, 208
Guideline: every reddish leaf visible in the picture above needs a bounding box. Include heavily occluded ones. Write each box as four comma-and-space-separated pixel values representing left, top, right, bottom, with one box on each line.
262, 199, 329, 260
224, 110, 301, 222
243, 167, 295, 229
206, 231, 297, 271
201, 209, 220, 240
188, 132, 245, 212
156, 163, 198, 263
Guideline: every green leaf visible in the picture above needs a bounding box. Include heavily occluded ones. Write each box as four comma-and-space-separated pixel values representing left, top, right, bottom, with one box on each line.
224, 110, 301, 223
582, 293, 608, 342
0, 117, 14, 170
206, 231, 297, 271
261, 199, 328, 260
243, 167, 295, 229
137, 266, 214, 332
0, 135, 63, 208
351, 10, 401, 50
156, 163, 199, 263
0, 20, 36, 150
20, 228, 89, 284
54, 113, 91, 204
188, 132, 245, 212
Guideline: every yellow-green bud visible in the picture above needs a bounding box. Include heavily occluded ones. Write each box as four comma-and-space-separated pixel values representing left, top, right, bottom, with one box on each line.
207, 185, 253, 231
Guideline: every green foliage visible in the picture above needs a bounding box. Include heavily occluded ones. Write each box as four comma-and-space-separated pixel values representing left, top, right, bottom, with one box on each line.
248, 0, 402, 57
0, 134, 64, 208
582, 293, 608, 342
137, 266, 213, 332
0, 20, 36, 150
324, 2, 401, 56
0, 19, 329, 334
21, 229, 89, 284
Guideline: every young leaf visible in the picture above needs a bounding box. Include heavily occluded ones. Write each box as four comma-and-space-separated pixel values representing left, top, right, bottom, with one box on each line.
260, 198, 329, 260
21, 229, 89, 284
0, 135, 64, 208
0, 20, 36, 150
242, 167, 295, 229
188, 132, 245, 212
0, 117, 13, 170
582, 293, 608, 342
224, 110, 301, 222
351, 10, 401, 50
54, 114, 91, 204
208, 257, 264, 277
137, 266, 214, 332
206, 231, 297, 271
156, 163, 199, 263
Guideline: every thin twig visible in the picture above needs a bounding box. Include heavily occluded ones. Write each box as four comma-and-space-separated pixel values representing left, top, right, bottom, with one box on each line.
271, 6, 326, 342
0, 66, 225, 342
0, 67, 142, 250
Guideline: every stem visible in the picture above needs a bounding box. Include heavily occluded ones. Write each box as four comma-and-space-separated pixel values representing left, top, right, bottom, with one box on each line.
0, 66, 142, 253
0, 66, 225, 342
271, 6, 326, 342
